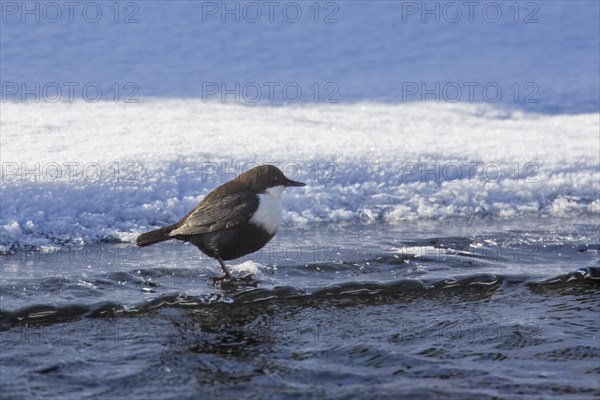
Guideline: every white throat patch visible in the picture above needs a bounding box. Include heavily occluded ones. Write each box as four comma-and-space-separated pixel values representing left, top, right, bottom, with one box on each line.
249, 185, 284, 235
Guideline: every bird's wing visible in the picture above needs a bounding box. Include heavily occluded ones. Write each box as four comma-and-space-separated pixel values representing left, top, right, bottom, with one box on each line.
169, 192, 258, 236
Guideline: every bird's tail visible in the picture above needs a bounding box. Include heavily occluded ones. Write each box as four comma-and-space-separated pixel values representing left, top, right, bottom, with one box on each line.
136, 226, 174, 247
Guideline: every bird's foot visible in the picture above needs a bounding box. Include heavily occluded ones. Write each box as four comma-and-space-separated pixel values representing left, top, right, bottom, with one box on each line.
209, 273, 256, 287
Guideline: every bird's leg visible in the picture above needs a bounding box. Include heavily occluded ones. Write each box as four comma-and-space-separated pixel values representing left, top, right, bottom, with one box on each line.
209, 256, 255, 286
215, 256, 233, 281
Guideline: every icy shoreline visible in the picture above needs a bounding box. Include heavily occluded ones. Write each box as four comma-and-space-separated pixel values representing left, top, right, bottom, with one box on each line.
2, 101, 599, 251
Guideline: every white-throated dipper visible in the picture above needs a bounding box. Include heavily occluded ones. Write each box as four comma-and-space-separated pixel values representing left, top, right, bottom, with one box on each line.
136, 165, 305, 282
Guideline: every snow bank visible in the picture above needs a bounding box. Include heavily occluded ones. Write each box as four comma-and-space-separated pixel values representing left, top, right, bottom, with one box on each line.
1, 100, 598, 251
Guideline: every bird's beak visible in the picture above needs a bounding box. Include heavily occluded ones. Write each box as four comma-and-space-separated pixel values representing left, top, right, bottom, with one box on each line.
285, 178, 306, 187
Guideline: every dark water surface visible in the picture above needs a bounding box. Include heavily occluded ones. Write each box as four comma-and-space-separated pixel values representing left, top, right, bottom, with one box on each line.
1, 217, 599, 399
2, 1, 599, 114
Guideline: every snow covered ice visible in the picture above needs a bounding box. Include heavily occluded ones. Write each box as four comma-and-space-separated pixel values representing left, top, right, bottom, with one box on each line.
1, 101, 598, 251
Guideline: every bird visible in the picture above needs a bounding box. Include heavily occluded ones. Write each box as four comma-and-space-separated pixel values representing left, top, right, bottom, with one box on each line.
136, 164, 306, 283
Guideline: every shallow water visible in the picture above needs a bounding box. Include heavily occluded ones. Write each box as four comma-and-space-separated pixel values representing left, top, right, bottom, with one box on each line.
1, 217, 599, 399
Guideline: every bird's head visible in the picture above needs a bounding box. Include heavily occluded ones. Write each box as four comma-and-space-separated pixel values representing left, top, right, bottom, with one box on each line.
239, 165, 306, 195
